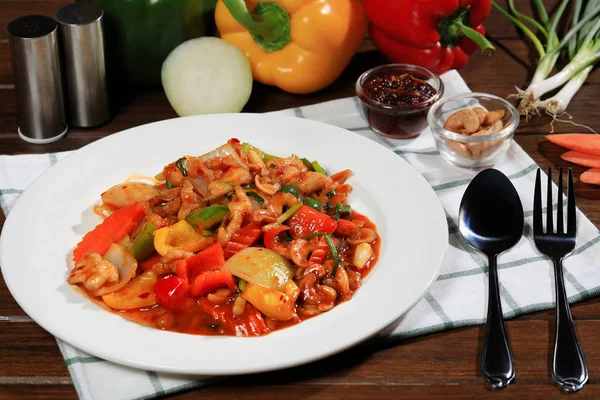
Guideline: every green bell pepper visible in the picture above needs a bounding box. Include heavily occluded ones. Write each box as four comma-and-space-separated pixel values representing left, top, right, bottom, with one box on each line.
129, 222, 156, 261
78, 0, 217, 87
185, 205, 229, 230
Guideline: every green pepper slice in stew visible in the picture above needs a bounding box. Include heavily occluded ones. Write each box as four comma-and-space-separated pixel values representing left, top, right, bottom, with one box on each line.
278, 184, 301, 200
185, 205, 229, 230
129, 222, 156, 261
305, 197, 323, 211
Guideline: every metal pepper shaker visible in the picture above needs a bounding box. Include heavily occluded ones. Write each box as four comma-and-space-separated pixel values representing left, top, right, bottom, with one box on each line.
54, 2, 111, 128
8, 15, 68, 144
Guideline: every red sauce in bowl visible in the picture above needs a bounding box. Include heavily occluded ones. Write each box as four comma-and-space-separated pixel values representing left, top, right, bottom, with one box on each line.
363, 73, 437, 106
356, 66, 443, 139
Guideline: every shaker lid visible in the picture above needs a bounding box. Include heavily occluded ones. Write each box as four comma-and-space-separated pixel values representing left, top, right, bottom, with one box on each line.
7, 15, 57, 39
54, 3, 104, 26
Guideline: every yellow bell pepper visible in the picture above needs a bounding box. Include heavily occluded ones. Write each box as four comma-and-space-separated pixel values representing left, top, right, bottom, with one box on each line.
102, 271, 158, 310
241, 279, 299, 321
153, 220, 213, 256
215, 0, 368, 94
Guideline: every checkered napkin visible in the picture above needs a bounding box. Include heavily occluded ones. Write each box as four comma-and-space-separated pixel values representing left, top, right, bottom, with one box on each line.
1, 70, 600, 400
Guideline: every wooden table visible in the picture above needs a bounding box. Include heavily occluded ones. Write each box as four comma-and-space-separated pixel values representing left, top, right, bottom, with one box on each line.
2, 1, 600, 398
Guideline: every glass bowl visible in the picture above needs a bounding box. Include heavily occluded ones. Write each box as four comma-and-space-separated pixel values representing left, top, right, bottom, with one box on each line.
427, 93, 520, 169
355, 64, 444, 139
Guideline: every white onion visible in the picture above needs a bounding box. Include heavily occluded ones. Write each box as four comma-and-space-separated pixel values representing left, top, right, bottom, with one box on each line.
161, 37, 253, 116
223, 247, 294, 291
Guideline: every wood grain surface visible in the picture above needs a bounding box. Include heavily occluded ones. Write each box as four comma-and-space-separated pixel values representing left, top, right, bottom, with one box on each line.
1, 0, 600, 398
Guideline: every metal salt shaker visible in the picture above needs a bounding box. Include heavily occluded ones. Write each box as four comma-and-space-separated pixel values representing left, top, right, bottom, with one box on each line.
55, 2, 111, 128
8, 15, 68, 144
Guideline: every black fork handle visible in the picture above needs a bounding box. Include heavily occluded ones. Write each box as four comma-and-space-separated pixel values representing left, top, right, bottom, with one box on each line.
552, 257, 588, 392
481, 254, 515, 388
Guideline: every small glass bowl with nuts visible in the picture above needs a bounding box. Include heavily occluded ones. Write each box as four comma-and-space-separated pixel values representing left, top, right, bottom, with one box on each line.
427, 93, 520, 169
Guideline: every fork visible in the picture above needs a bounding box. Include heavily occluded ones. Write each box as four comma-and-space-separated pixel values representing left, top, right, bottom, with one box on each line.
533, 167, 588, 392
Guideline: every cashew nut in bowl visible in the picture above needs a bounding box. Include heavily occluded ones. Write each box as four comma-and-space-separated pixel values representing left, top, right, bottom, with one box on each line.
443, 109, 480, 134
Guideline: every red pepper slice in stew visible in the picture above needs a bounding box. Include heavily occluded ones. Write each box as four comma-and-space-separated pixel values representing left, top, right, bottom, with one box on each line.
263, 225, 290, 250
335, 218, 359, 237
190, 269, 235, 297
176, 242, 225, 283
154, 275, 189, 310
287, 205, 337, 238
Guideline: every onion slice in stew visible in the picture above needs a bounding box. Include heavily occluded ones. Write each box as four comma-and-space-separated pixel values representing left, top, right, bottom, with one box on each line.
223, 247, 294, 291
94, 243, 138, 296
200, 144, 245, 167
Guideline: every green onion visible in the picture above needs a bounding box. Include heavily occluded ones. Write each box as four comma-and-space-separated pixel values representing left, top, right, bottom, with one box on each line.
165, 180, 173, 189
215, 180, 237, 187
278, 184, 301, 199
305, 197, 323, 211
241, 142, 279, 162
304, 232, 342, 278
175, 157, 188, 176
238, 279, 248, 291
494, 0, 600, 119
275, 201, 302, 225
300, 158, 313, 170
311, 161, 326, 175
246, 191, 265, 204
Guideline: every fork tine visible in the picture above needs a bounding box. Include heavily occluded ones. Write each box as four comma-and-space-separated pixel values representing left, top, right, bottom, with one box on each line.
547, 167, 553, 234
567, 168, 577, 236
557, 167, 564, 234
534, 168, 543, 234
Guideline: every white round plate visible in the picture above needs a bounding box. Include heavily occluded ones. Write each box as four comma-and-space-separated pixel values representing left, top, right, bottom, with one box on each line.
0, 114, 447, 375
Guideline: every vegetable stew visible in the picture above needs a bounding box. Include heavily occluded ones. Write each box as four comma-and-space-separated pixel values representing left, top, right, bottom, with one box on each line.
68, 139, 380, 336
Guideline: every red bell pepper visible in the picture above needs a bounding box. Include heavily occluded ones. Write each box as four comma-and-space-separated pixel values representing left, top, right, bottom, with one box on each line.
263, 225, 290, 250
335, 219, 359, 237
200, 298, 267, 336
287, 205, 337, 238
223, 223, 262, 259
363, 0, 494, 74
190, 269, 235, 297
154, 275, 189, 310
176, 242, 225, 283
73, 202, 145, 263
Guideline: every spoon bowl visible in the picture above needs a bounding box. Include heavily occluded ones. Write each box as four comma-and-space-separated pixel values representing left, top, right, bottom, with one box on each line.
459, 169, 524, 388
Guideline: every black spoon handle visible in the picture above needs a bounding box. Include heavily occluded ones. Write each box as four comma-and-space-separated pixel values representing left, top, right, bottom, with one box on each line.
481, 254, 515, 388
552, 257, 588, 392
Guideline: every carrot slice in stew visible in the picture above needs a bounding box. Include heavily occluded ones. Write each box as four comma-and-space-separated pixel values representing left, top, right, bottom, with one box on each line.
546, 134, 600, 156
580, 168, 600, 186
73, 202, 145, 263
223, 223, 262, 259
308, 237, 329, 266
561, 151, 600, 168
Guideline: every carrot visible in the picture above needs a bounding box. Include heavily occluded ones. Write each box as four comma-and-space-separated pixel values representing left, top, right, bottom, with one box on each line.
308, 237, 329, 266
580, 169, 600, 186
73, 202, 145, 263
223, 223, 262, 259
561, 151, 600, 168
546, 134, 600, 156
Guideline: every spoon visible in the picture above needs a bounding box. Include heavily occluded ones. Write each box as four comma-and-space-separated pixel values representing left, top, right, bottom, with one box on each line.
459, 168, 524, 389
